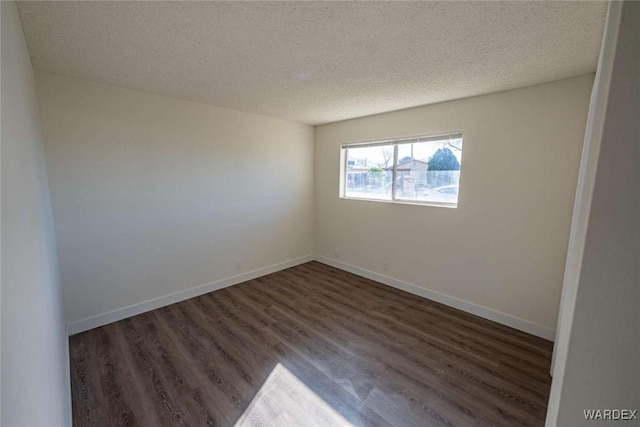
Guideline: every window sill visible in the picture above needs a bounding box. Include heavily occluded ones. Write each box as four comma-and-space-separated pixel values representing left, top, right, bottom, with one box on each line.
339, 195, 457, 209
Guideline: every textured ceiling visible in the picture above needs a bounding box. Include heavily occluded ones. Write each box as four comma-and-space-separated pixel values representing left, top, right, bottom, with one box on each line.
17, 1, 606, 125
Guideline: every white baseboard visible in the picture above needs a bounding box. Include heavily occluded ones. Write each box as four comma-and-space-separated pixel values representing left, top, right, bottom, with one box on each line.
66, 255, 314, 335
67, 253, 555, 341
313, 256, 556, 341
64, 324, 73, 427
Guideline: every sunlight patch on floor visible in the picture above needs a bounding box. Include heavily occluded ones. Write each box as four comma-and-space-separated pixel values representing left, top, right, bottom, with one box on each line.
235, 363, 353, 427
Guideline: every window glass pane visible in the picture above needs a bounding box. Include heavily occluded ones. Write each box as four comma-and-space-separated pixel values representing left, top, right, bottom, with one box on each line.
345, 145, 393, 200
394, 138, 463, 205
341, 133, 463, 207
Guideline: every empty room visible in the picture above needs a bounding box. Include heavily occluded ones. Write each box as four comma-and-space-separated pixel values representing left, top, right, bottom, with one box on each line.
1, 1, 637, 426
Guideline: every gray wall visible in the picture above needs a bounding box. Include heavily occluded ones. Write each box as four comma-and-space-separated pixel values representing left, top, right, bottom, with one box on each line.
315, 76, 593, 338
550, 2, 640, 425
36, 72, 315, 327
1, 1, 71, 425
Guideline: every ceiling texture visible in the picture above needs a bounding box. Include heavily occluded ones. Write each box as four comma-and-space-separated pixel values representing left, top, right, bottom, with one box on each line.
17, 1, 607, 125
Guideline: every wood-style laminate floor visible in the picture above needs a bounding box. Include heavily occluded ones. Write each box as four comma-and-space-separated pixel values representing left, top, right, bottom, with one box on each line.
70, 261, 553, 427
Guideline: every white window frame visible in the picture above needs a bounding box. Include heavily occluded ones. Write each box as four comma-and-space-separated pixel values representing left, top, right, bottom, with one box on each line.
340, 131, 464, 208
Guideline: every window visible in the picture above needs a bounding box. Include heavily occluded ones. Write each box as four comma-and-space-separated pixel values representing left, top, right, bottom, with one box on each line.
341, 132, 464, 207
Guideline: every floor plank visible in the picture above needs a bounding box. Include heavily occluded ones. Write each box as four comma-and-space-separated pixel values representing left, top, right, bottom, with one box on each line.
69, 261, 553, 427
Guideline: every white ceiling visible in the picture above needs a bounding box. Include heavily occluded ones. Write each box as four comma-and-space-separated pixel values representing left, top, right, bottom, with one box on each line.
17, 1, 607, 125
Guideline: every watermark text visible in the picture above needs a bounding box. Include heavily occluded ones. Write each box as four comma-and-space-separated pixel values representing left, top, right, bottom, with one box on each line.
584, 409, 638, 421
